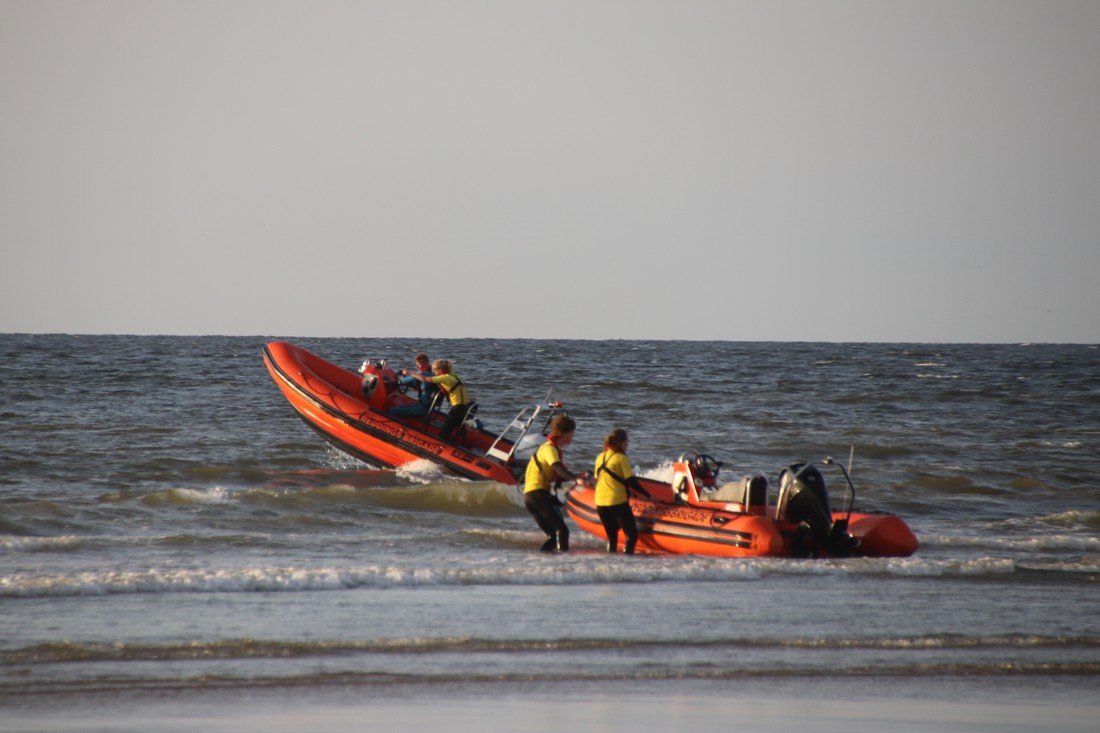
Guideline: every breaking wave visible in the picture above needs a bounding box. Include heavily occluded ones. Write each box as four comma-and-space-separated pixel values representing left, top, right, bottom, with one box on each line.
0, 555, 1026, 598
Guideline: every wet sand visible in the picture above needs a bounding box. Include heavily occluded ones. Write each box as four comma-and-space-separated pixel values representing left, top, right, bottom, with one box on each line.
6, 680, 1098, 733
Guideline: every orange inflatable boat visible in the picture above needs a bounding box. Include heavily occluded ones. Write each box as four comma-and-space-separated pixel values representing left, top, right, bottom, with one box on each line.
262, 341, 568, 484
565, 452, 918, 558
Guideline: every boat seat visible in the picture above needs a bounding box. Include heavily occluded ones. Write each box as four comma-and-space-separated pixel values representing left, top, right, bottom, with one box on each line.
674, 477, 690, 503
459, 403, 479, 432
704, 475, 768, 515
450, 402, 480, 444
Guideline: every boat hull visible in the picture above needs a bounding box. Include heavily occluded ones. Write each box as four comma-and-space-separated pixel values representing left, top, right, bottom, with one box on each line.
262, 341, 520, 484
565, 484, 918, 558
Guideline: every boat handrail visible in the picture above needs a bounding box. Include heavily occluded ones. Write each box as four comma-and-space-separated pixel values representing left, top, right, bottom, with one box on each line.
484, 399, 568, 464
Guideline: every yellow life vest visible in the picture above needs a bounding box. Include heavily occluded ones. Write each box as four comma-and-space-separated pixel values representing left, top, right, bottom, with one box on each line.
594, 449, 633, 506
524, 441, 562, 494
431, 372, 469, 406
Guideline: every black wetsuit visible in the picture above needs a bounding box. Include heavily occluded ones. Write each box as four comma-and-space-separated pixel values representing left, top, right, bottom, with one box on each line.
594, 452, 649, 555
596, 502, 638, 555
524, 489, 569, 552
439, 402, 474, 442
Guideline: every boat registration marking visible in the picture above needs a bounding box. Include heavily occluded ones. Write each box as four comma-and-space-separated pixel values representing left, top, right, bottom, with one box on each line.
352, 412, 444, 456
635, 502, 714, 525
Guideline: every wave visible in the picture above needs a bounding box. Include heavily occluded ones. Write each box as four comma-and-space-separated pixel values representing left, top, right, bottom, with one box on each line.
923, 532, 1100, 553
139, 487, 231, 506
0, 535, 87, 552
1028, 509, 1100, 530
0, 531, 312, 553
5, 633, 1095, 666
4, 661, 1097, 699
92, 478, 523, 517
0, 556, 1028, 598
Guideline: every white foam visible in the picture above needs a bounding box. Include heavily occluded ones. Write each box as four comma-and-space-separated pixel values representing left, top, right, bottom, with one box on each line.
138, 486, 233, 506
174, 487, 230, 504
1035, 509, 1099, 526
321, 444, 373, 470
0, 536, 85, 552
926, 532, 1100, 552
395, 459, 455, 484
0, 556, 1027, 598
639, 460, 675, 483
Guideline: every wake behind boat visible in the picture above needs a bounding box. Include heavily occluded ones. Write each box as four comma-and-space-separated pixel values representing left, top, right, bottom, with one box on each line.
262, 341, 566, 484
566, 452, 918, 558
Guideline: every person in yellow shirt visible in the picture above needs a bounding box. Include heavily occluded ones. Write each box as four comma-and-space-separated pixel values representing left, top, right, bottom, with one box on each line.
593, 428, 650, 555
523, 415, 585, 552
406, 359, 475, 442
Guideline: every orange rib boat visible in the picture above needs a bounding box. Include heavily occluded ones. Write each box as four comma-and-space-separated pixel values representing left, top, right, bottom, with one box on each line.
565, 453, 918, 558
262, 341, 567, 484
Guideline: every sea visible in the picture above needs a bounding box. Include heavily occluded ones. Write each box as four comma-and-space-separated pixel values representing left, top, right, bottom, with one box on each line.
1, 334, 1097, 732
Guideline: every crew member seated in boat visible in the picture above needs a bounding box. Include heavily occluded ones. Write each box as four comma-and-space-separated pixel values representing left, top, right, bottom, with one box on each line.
390, 353, 437, 421
405, 358, 475, 442
523, 415, 585, 553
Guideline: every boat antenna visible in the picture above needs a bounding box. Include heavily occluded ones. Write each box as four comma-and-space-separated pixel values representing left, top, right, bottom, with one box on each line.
822, 454, 857, 525
847, 445, 855, 480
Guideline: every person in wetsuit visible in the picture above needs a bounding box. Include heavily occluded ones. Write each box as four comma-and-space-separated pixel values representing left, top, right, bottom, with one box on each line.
523, 415, 584, 552
593, 428, 650, 555
390, 353, 437, 420
405, 358, 475, 442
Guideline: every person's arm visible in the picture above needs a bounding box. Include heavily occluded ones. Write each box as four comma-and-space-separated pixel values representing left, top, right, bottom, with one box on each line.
551, 462, 582, 482
625, 475, 651, 498
401, 369, 431, 383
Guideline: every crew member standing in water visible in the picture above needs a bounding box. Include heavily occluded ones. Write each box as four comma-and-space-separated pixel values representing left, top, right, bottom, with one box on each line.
406, 359, 475, 442
523, 415, 584, 552
593, 428, 650, 555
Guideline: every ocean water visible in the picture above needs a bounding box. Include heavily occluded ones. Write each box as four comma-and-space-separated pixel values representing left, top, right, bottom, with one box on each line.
1, 335, 1097, 731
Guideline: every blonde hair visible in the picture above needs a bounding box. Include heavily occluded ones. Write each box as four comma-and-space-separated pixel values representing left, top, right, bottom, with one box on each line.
432, 359, 452, 374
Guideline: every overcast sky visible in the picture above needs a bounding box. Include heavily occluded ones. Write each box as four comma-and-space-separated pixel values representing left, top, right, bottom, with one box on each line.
2, 1, 1097, 342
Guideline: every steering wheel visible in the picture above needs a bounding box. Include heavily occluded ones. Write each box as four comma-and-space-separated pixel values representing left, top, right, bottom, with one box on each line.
678, 451, 722, 485
696, 454, 722, 479
394, 371, 411, 395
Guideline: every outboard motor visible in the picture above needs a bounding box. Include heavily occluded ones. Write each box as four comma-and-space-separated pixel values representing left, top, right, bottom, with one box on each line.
778, 463, 856, 557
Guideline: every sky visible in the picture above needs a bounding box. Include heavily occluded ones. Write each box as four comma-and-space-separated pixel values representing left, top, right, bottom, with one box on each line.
1, 1, 1098, 343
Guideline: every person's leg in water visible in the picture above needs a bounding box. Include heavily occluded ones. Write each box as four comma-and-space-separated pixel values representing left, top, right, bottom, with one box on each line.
524, 490, 568, 552
525, 491, 556, 551
597, 505, 621, 553
551, 500, 569, 551
617, 503, 639, 555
